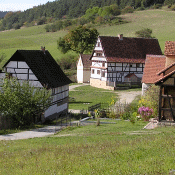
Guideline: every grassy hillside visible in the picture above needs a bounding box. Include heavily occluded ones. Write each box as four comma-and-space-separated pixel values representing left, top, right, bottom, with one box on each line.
1, 9, 175, 67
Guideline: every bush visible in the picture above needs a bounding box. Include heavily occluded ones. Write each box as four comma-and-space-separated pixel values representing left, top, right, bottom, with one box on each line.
57, 55, 77, 70
0, 77, 52, 128
138, 85, 159, 118
135, 28, 154, 38
151, 4, 162, 9
170, 5, 175, 10
121, 6, 134, 14
44, 24, 50, 32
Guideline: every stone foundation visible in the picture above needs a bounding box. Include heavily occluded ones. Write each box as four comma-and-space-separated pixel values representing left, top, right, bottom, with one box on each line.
90, 78, 114, 90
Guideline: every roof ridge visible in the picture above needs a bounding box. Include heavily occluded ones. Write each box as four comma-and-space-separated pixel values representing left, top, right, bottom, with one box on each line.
99, 36, 158, 40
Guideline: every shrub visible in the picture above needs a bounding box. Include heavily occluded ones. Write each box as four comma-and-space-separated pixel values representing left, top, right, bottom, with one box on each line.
0, 76, 52, 128
139, 85, 159, 117
130, 112, 137, 124
170, 5, 175, 10
44, 24, 50, 32
135, 28, 154, 38
57, 55, 77, 70
121, 6, 134, 14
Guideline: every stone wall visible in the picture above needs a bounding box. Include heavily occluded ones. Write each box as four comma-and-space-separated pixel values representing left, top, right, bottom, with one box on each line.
90, 78, 114, 90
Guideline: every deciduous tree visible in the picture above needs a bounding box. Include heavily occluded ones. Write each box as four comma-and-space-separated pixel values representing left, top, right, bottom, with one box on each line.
57, 25, 99, 54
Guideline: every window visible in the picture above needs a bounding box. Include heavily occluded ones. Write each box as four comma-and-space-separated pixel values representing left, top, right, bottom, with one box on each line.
96, 53, 102, 57
136, 63, 140, 68
97, 42, 100, 47
102, 70, 105, 77
97, 70, 100, 75
92, 69, 95, 74
102, 62, 105, 67
130, 64, 132, 67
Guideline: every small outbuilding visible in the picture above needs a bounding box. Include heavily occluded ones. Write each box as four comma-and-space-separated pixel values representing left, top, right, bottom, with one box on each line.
77, 54, 91, 83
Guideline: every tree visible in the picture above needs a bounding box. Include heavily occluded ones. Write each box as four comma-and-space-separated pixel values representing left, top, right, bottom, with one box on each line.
0, 76, 52, 128
57, 25, 99, 54
135, 28, 155, 38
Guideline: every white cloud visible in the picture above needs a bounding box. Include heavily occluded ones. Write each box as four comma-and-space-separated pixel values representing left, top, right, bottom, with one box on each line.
0, 3, 37, 11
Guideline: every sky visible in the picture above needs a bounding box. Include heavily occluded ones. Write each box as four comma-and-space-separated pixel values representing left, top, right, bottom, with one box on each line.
0, 0, 55, 12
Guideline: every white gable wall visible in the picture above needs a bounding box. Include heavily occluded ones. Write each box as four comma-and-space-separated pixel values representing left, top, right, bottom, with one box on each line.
77, 56, 83, 83
5, 61, 43, 87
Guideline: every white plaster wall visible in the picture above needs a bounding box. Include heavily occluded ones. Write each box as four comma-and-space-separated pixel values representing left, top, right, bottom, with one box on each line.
29, 69, 33, 73
6, 61, 17, 68
142, 83, 151, 95
29, 74, 38, 80
77, 65, 83, 83
44, 103, 68, 118
92, 57, 106, 61
15, 69, 28, 73
18, 62, 29, 68
28, 81, 43, 87
6, 68, 15, 73
16, 74, 28, 80
0, 73, 5, 79
92, 62, 102, 67
91, 68, 101, 79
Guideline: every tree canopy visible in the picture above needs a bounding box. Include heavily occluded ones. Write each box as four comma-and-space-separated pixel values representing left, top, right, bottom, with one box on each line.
0, 0, 169, 31
57, 25, 99, 54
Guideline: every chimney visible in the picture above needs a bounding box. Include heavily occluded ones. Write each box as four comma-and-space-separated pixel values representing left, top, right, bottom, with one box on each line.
41, 46, 45, 54
118, 34, 123, 40
164, 41, 175, 67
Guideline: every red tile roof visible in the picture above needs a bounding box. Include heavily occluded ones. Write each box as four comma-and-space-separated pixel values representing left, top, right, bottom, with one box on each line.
157, 62, 175, 75
80, 54, 92, 68
125, 73, 138, 78
155, 70, 175, 85
142, 55, 166, 84
99, 36, 162, 63
164, 41, 175, 55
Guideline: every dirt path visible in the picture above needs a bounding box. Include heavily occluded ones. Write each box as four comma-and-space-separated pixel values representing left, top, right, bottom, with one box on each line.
69, 83, 89, 91
116, 90, 142, 104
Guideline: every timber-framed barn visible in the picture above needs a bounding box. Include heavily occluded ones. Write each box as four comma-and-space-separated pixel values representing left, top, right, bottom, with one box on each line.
0, 48, 72, 121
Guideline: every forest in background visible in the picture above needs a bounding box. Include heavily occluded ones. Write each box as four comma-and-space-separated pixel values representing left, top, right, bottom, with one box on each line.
0, 0, 175, 31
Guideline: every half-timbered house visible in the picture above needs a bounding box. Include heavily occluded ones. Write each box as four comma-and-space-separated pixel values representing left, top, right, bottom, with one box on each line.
90, 35, 162, 90
0, 49, 72, 121
77, 54, 91, 83
142, 41, 175, 121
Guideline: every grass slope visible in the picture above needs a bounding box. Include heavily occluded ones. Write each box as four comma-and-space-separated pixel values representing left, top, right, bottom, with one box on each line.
0, 121, 175, 174
1, 9, 175, 66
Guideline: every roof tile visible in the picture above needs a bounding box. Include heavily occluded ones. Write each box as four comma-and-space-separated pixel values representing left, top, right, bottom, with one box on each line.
142, 55, 166, 84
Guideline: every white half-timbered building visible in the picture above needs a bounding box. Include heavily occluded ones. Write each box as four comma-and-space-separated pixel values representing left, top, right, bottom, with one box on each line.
0, 49, 72, 121
90, 35, 162, 90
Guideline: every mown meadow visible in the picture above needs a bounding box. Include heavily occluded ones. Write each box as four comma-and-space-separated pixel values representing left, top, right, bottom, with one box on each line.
0, 120, 175, 174
1, 9, 175, 68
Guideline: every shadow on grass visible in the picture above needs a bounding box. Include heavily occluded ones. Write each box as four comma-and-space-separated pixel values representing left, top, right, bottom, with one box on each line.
69, 101, 92, 104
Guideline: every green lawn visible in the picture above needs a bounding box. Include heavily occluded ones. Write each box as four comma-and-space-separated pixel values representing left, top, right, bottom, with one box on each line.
0, 120, 175, 174
69, 85, 117, 110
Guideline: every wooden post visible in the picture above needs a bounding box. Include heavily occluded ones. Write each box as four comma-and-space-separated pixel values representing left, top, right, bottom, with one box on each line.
159, 86, 162, 122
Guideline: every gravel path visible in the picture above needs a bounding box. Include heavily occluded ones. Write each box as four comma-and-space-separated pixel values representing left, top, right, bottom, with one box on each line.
116, 90, 142, 104
69, 83, 89, 91
0, 126, 61, 141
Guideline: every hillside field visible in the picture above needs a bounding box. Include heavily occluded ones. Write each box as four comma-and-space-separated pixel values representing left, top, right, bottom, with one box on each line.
0, 9, 175, 67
